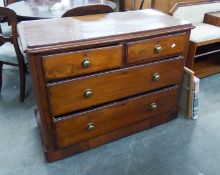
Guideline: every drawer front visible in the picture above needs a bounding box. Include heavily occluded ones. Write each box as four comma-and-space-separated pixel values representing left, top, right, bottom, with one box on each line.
48, 57, 183, 116
127, 33, 186, 64
43, 45, 123, 80
54, 86, 179, 148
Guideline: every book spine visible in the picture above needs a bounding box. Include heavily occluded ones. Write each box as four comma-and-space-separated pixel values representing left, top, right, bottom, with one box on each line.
192, 77, 200, 120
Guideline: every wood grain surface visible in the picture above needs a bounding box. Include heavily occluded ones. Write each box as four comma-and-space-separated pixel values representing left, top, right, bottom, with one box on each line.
48, 57, 183, 116
43, 45, 123, 80
54, 86, 179, 148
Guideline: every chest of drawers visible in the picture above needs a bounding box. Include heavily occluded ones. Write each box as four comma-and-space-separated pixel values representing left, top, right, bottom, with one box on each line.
18, 10, 192, 162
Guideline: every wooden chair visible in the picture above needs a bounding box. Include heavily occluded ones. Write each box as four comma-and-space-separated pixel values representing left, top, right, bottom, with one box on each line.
62, 4, 114, 17
0, 7, 27, 102
1, 0, 13, 36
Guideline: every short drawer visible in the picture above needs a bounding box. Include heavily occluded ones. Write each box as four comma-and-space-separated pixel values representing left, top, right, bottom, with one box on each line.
54, 86, 179, 148
43, 45, 123, 80
127, 33, 187, 64
48, 56, 183, 116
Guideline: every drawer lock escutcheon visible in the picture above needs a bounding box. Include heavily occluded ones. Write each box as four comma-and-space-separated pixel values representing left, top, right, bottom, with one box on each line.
154, 44, 162, 54
82, 58, 91, 68
84, 89, 93, 98
152, 73, 160, 81
87, 123, 95, 131
149, 103, 157, 111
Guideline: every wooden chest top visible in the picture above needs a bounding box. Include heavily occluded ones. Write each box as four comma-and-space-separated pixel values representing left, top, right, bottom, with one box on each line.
18, 9, 192, 53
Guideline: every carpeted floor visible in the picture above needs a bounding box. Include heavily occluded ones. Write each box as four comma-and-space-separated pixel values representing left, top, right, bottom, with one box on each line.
0, 67, 220, 175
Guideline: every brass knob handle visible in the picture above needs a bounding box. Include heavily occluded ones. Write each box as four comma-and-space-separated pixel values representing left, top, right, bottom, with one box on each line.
154, 44, 162, 54
149, 103, 157, 111
87, 123, 95, 131
84, 89, 93, 98
82, 58, 90, 68
152, 73, 160, 81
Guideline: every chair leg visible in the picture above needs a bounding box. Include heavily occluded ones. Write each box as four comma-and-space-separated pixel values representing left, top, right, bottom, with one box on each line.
119, 0, 124, 11
139, 0, 145, 10
132, 0, 136, 10
19, 63, 26, 102
25, 63, 29, 75
0, 62, 3, 93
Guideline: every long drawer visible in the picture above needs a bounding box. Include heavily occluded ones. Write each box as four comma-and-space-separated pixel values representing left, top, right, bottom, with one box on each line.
54, 86, 179, 148
127, 33, 186, 64
43, 45, 123, 80
48, 56, 183, 116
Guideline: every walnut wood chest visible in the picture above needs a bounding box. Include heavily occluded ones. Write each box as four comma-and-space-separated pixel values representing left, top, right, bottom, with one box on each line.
18, 9, 193, 162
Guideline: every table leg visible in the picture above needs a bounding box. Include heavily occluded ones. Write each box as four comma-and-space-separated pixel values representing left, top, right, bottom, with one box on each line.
132, 0, 136, 10
119, 0, 124, 11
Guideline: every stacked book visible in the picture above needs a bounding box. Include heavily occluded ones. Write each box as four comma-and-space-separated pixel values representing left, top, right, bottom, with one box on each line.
179, 67, 200, 119
192, 76, 199, 120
